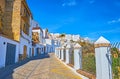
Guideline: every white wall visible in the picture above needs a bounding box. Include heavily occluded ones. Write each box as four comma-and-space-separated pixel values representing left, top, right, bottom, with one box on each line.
0, 36, 19, 68
45, 39, 52, 45
45, 39, 56, 52
33, 44, 45, 55
65, 34, 72, 41
20, 37, 31, 58
72, 35, 80, 41
32, 29, 44, 44
29, 17, 33, 39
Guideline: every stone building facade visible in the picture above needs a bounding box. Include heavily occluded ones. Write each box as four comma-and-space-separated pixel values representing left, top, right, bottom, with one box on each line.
0, 0, 32, 41
0, 0, 33, 62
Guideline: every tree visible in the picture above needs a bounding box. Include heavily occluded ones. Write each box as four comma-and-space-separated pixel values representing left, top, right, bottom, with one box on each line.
59, 33, 65, 38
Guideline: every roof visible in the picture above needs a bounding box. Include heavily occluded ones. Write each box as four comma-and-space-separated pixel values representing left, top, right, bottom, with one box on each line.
22, 0, 33, 19
95, 36, 110, 44
74, 43, 81, 48
66, 44, 72, 48
32, 27, 40, 30
32, 26, 43, 33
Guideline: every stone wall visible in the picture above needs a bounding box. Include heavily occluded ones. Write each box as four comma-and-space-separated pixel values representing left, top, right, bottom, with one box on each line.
12, 0, 21, 41
2, 0, 14, 39
0, 0, 21, 41
0, 0, 5, 12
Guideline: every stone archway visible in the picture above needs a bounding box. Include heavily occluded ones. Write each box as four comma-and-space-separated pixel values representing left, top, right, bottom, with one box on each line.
23, 45, 27, 59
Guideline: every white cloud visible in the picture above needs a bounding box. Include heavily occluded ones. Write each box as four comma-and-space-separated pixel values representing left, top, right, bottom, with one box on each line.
118, 18, 120, 22
108, 18, 120, 24
88, 28, 120, 36
62, 0, 77, 7
84, 28, 120, 41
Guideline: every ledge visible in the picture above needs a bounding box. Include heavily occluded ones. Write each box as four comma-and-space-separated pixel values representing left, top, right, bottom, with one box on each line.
77, 69, 96, 79
94, 43, 110, 48
67, 64, 74, 68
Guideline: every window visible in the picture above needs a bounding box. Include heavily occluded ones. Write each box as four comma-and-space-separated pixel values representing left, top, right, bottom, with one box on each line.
23, 23, 29, 35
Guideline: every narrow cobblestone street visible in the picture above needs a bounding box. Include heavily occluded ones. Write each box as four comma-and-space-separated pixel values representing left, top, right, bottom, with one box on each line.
1, 53, 82, 79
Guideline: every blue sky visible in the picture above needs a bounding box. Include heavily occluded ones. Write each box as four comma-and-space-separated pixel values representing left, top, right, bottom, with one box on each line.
26, 0, 120, 42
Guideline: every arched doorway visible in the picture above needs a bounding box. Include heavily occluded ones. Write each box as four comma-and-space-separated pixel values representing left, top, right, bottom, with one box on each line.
23, 45, 27, 59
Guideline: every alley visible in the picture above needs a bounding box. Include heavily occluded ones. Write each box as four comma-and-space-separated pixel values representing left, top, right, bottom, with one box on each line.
1, 53, 82, 79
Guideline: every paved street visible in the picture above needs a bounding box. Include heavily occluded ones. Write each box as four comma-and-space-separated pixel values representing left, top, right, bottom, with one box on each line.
0, 53, 82, 79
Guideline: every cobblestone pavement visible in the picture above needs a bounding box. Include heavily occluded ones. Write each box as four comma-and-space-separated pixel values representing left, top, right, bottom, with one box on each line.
4, 53, 82, 79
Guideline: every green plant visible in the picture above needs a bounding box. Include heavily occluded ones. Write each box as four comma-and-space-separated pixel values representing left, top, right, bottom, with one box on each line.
112, 47, 120, 79
82, 53, 96, 75
59, 34, 65, 38
77, 41, 96, 75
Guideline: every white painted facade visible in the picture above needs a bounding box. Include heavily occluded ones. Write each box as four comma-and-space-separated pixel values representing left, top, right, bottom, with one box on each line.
32, 44, 45, 56
83, 37, 90, 42
72, 35, 80, 41
32, 20, 46, 55
44, 44, 52, 53
44, 39, 55, 53
32, 29, 44, 44
19, 17, 33, 58
0, 17, 33, 68
19, 37, 32, 58
0, 36, 19, 68
43, 29, 49, 39
32, 20, 44, 44
65, 34, 72, 41
50, 33, 80, 42
50, 33, 60, 39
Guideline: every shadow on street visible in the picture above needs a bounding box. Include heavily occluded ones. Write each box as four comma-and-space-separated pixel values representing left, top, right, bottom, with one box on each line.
0, 53, 50, 79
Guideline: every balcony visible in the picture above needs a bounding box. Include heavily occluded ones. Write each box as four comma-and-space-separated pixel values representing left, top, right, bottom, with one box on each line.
21, 13, 30, 24
21, 31, 31, 41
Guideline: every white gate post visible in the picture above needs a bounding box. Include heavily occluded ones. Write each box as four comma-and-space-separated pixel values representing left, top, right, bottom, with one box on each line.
61, 46, 64, 60
55, 47, 57, 56
74, 43, 82, 70
57, 48, 59, 57
57, 47, 59, 58
94, 36, 112, 79
65, 44, 71, 64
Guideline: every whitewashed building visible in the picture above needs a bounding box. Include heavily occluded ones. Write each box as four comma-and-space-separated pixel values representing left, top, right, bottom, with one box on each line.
19, 16, 33, 60
32, 21, 45, 55
65, 34, 72, 41
72, 35, 80, 41
43, 30, 61, 53
0, 36, 19, 68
